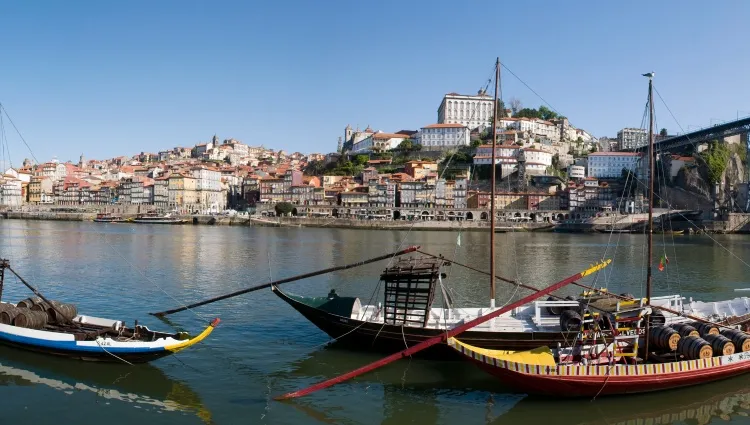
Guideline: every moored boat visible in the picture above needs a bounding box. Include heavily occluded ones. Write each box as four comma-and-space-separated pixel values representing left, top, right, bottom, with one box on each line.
0, 259, 218, 363
133, 211, 187, 224
447, 72, 750, 397
93, 212, 129, 223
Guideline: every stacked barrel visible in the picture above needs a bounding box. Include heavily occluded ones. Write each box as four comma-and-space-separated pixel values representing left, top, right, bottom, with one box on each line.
0, 298, 78, 330
649, 320, 750, 360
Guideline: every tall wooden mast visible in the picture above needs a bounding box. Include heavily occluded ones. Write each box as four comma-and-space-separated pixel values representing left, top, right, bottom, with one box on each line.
490, 58, 500, 308
644, 71, 655, 355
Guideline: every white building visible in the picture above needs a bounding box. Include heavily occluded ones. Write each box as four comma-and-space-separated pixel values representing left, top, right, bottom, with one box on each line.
437, 92, 494, 130
192, 167, 226, 210
0, 178, 22, 206
497, 118, 558, 142
351, 132, 408, 153
568, 165, 586, 179
36, 162, 67, 182
473, 145, 553, 176
617, 128, 647, 150
587, 152, 642, 178
416, 124, 470, 150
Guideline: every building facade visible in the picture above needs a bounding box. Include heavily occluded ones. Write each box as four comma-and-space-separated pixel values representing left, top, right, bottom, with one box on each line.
437, 92, 494, 130
587, 152, 642, 179
416, 124, 470, 149
617, 128, 647, 150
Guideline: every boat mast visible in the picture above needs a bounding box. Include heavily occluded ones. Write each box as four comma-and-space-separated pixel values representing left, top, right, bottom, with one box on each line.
645, 71, 655, 356
490, 57, 500, 308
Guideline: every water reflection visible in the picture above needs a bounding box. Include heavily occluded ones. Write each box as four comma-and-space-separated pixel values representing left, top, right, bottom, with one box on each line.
283, 345, 750, 425
0, 345, 213, 423
492, 374, 750, 425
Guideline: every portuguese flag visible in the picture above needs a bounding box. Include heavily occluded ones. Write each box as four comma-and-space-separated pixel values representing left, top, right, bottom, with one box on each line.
658, 255, 669, 272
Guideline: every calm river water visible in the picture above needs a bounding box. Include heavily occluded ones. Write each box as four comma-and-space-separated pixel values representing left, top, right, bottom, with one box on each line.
1, 220, 750, 425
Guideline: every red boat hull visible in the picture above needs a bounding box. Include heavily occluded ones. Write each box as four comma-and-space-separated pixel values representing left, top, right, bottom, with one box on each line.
470, 356, 750, 397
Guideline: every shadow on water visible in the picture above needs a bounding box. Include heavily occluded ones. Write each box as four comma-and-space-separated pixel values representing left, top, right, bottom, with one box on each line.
0, 345, 214, 424
279, 345, 750, 425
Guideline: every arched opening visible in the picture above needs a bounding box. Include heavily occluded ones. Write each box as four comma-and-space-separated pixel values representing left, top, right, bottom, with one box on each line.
564, 214, 570, 219
332, 209, 339, 218
557, 213, 564, 221
466, 212, 474, 220
291, 208, 298, 216
514, 212, 521, 218
530, 213, 537, 221
480, 212, 488, 220
393, 210, 401, 220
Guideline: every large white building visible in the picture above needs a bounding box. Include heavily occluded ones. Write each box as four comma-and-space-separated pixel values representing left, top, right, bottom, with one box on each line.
498, 118, 559, 141
192, 166, 226, 210
437, 91, 494, 130
0, 178, 22, 206
617, 128, 647, 150
351, 132, 408, 153
473, 145, 553, 176
587, 152, 642, 178
416, 124, 470, 150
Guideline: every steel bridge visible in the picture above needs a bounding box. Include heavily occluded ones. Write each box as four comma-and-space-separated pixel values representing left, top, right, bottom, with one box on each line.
630, 116, 750, 153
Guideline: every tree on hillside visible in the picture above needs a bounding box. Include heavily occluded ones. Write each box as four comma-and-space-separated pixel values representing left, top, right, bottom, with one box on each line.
354, 155, 369, 166
514, 108, 541, 119
538, 105, 559, 121
660, 128, 668, 136
397, 139, 413, 151
304, 160, 326, 175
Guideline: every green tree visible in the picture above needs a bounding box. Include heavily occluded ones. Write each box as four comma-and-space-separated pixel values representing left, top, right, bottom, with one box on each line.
514, 108, 540, 119
659, 128, 668, 137
304, 160, 326, 175
354, 154, 369, 166
471, 139, 483, 148
538, 105, 558, 121
701, 140, 731, 184
397, 139, 413, 151
274, 202, 295, 216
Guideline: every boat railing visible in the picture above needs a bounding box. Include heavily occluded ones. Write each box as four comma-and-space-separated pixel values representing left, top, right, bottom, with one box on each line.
532, 300, 581, 327
650, 294, 684, 313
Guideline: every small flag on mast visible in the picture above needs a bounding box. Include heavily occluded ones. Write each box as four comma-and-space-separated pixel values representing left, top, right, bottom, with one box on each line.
658, 254, 669, 272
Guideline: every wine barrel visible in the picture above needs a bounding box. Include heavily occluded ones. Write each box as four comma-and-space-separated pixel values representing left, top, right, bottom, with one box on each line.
691, 322, 720, 337
650, 325, 680, 351
47, 302, 78, 323
703, 334, 735, 356
650, 311, 666, 327
16, 297, 43, 309
720, 329, 750, 352
671, 323, 700, 338
13, 310, 48, 329
30, 301, 51, 312
677, 335, 713, 360
560, 310, 582, 331
0, 304, 20, 325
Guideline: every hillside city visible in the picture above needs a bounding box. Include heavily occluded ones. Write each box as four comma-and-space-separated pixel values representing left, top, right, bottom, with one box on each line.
0, 91, 691, 220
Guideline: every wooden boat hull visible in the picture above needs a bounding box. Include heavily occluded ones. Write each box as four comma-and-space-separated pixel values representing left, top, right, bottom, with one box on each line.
449, 338, 750, 397
273, 286, 579, 356
0, 318, 218, 363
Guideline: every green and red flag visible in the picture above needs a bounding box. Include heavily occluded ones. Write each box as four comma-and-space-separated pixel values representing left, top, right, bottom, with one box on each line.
658, 254, 669, 271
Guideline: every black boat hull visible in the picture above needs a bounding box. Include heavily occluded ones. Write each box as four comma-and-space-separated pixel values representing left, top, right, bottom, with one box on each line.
273, 286, 577, 357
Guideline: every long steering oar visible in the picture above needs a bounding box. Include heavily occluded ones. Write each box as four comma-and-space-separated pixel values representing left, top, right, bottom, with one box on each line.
150, 246, 420, 317
275, 259, 611, 400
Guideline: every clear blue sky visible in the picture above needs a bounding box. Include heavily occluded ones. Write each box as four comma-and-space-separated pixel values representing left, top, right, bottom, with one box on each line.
1, 0, 749, 164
